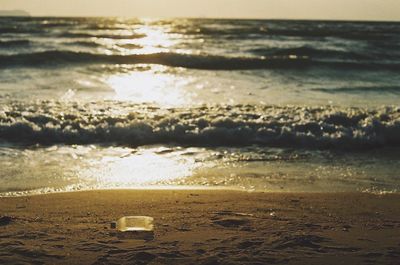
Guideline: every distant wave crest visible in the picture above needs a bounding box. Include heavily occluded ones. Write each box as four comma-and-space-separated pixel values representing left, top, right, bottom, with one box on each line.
250, 46, 376, 61
58, 32, 146, 39
1, 50, 399, 71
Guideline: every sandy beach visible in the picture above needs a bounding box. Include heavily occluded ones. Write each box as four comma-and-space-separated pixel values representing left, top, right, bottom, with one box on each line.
1, 5, 400, 265
1, 190, 400, 264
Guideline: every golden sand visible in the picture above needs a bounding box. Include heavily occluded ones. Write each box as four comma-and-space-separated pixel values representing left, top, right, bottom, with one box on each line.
1, 190, 400, 264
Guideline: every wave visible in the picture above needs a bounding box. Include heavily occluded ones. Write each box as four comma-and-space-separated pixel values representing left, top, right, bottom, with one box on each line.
1, 50, 399, 71
58, 32, 146, 39
0, 40, 31, 48
64, 41, 102, 48
261, 29, 397, 41
37, 22, 79, 28
312, 86, 400, 94
249, 46, 377, 61
1, 102, 399, 150
177, 23, 400, 41
0, 27, 44, 34
0, 51, 309, 69
117, 43, 143, 49
82, 25, 135, 30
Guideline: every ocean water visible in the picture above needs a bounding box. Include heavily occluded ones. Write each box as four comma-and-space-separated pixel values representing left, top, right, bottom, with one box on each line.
1, 17, 399, 196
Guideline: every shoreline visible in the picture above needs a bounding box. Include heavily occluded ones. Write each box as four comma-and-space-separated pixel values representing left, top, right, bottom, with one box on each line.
2, 186, 398, 198
1, 189, 400, 264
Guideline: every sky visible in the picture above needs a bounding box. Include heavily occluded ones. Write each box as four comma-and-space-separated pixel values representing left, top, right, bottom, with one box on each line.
1, 0, 400, 21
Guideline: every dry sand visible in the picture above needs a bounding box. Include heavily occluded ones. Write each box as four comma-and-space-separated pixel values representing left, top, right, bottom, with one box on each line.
1, 190, 400, 265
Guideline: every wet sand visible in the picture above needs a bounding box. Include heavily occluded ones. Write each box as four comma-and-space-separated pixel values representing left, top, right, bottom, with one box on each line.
1, 190, 400, 264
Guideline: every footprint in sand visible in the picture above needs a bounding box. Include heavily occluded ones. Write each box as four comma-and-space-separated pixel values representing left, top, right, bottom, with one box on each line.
0, 216, 13, 226
211, 211, 253, 228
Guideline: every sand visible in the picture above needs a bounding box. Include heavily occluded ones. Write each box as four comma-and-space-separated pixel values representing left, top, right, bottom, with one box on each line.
1, 190, 400, 265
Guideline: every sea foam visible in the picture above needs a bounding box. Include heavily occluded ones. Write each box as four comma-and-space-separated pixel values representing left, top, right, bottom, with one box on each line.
1, 101, 399, 149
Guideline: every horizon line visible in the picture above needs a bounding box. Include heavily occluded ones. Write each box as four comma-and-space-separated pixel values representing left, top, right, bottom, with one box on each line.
2, 14, 400, 23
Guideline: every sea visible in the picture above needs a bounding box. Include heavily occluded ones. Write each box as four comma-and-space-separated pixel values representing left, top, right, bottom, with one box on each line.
1, 17, 399, 196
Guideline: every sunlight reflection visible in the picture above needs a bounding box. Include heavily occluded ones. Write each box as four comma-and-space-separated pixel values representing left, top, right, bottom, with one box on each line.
84, 148, 198, 186
105, 65, 193, 106
116, 21, 190, 55
134, 24, 176, 54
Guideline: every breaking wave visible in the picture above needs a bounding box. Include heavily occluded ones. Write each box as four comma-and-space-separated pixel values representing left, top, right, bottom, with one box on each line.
1, 50, 399, 71
1, 101, 399, 150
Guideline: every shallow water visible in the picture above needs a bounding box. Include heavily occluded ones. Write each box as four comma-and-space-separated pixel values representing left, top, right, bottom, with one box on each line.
1, 17, 399, 195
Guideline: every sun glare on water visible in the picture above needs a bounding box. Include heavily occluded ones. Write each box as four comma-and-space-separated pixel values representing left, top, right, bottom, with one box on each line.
101, 21, 196, 106
81, 147, 200, 188
133, 23, 179, 54
106, 65, 193, 106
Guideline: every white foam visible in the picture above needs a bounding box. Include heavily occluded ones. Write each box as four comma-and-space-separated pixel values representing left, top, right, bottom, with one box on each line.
1, 101, 399, 149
